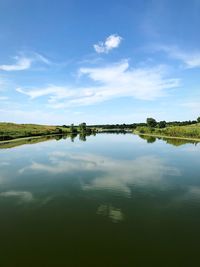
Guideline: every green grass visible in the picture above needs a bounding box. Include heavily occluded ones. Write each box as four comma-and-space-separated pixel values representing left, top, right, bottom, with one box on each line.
134, 123, 200, 140
0, 122, 70, 141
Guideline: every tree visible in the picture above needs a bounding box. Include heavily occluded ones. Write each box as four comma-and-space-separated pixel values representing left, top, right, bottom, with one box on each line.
197, 117, 200, 123
70, 123, 74, 132
70, 124, 77, 133
79, 122, 87, 132
158, 121, 166, 128
146, 118, 157, 128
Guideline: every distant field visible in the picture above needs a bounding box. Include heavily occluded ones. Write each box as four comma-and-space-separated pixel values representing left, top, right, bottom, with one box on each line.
135, 123, 200, 140
0, 123, 70, 141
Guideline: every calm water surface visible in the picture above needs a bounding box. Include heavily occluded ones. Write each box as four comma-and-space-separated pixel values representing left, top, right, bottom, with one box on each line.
0, 134, 200, 266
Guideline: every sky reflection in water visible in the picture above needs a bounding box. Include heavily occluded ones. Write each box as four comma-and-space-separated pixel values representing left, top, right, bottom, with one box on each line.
0, 134, 200, 266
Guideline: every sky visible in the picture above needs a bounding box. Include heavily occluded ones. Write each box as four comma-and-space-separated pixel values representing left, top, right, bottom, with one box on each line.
0, 0, 200, 125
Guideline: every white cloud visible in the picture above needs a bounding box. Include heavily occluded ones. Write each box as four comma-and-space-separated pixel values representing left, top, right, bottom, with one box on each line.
156, 45, 200, 69
0, 52, 50, 71
16, 85, 74, 99
94, 34, 122, 53
0, 57, 32, 71
16, 60, 180, 108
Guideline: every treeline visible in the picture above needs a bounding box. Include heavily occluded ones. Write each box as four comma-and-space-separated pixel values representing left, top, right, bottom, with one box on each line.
62, 123, 96, 134
90, 117, 200, 130
88, 123, 146, 129
145, 117, 200, 128
134, 117, 200, 140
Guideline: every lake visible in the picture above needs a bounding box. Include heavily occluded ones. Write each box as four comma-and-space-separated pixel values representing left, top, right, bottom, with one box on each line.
0, 133, 200, 266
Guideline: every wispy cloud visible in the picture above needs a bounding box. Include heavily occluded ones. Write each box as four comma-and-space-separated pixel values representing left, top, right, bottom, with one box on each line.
0, 52, 50, 71
16, 60, 180, 108
16, 86, 74, 99
155, 45, 200, 68
33, 52, 51, 65
0, 57, 32, 71
94, 34, 122, 53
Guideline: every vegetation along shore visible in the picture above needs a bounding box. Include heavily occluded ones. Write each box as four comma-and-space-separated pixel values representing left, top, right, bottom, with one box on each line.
134, 117, 200, 140
1, 117, 200, 142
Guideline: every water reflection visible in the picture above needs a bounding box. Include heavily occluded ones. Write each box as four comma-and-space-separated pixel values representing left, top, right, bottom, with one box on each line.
161, 137, 199, 146
97, 204, 124, 223
1, 134, 200, 266
19, 150, 181, 196
139, 135, 156, 143
0, 191, 33, 202
138, 134, 199, 146
1, 131, 98, 148
0, 132, 199, 150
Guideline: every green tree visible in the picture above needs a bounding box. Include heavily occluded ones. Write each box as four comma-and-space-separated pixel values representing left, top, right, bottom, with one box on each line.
79, 122, 87, 132
70, 124, 74, 132
70, 124, 77, 133
146, 118, 157, 128
158, 121, 166, 128
197, 117, 200, 123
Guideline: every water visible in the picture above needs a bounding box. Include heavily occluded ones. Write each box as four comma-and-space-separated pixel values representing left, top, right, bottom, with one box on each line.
0, 133, 200, 266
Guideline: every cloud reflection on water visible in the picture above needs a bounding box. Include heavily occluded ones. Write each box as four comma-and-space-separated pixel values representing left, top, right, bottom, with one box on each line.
19, 151, 181, 196
97, 204, 124, 223
0, 191, 33, 202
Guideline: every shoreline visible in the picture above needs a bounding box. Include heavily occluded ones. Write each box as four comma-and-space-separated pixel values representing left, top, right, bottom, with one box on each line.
1, 131, 200, 145
0, 133, 65, 145
134, 132, 200, 142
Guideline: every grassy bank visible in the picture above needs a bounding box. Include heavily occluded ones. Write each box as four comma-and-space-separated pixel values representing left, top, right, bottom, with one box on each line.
134, 123, 200, 140
0, 123, 71, 141
0, 122, 97, 141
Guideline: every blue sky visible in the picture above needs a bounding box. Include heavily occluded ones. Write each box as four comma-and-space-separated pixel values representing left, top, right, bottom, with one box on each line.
0, 0, 200, 125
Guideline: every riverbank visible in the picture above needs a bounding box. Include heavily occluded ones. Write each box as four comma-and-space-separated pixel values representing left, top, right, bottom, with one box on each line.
134, 132, 200, 143
1, 122, 200, 144
0, 122, 96, 141
0, 122, 69, 141
134, 124, 200, 142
